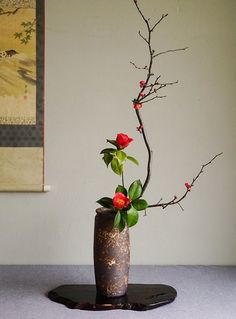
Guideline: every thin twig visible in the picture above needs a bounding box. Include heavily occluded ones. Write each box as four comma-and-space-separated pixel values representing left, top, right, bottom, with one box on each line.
130, 61, 148, 70
151, 14, 168, 32
138, 31, 149, 44
177, 203, 184, 211
157, 80, 179, 88
153, 47, 188, 59
142, 95, 166, 103
133, 0, 151, 31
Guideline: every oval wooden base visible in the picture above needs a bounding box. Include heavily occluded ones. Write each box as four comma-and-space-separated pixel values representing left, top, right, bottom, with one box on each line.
48, 284, 177, 311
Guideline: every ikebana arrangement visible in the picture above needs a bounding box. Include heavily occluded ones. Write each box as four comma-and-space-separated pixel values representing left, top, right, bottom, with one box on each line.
48, 0, 223, 310
96, 0, 222, 232
93, 0, 222, 300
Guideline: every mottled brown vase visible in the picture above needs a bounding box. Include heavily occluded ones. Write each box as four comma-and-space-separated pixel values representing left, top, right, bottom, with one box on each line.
94, 207, 130, 298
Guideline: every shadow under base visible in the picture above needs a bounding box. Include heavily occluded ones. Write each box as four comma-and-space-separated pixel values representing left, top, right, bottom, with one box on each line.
48, 284, 177, 311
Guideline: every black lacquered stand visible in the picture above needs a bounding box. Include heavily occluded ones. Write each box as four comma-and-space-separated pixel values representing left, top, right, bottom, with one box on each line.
48, 284, 177, 311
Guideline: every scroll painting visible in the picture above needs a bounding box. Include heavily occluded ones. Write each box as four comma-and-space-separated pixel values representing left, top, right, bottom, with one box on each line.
0, 0, 44, 191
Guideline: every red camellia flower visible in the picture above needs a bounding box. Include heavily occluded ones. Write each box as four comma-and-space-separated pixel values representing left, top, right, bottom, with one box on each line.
113, 192, 130, 209
116, 133, 133, 149
133, 102, 142, 110
139, 80, 146, 88
185, 182, 192, 191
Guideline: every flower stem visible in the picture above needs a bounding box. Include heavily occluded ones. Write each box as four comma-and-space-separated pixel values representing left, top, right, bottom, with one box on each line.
121, 172, 125, 188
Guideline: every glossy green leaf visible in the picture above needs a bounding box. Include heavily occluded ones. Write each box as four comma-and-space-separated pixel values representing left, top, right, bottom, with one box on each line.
103, 153, 113, 167
111, 158, 123, 176
117, 220, 125, 232
121, 211, 128, 225
115, 185, 127, 196
116, 150, 127, 163
128, 180, 142, 200
127, 206, 139, 227
107, 139, 118, 148
132, 198, 148, 211
114, 212, 126, 232
114, 211, 121, 228
100, 148, 116, 154
127, 156, 139, 166
96, 197, 113, 208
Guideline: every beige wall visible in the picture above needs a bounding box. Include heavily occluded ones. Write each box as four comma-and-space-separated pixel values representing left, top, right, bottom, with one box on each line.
0, 0, 235, 265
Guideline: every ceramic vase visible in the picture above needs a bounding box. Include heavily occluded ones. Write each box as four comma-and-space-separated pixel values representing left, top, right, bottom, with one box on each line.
93, 207, 130, 297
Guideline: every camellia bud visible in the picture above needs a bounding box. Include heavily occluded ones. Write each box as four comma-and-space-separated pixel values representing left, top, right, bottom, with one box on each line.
116, 133, 133, 149
185, 182, 192, 191
136, 125, 143, 133
139, 80, 146, 88
139, 92, 146, 98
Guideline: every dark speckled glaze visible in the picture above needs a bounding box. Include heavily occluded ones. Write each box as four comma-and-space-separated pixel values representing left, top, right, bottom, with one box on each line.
94, 208, 130, 297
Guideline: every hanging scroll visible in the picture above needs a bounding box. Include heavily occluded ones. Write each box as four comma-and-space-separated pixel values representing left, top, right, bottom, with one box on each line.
0, 0, 44, 191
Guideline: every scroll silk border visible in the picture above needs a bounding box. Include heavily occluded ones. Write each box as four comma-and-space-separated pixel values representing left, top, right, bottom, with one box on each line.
0, 0, 45, 192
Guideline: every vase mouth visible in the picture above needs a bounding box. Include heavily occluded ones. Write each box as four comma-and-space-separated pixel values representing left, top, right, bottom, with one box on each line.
96, 207, 115, 215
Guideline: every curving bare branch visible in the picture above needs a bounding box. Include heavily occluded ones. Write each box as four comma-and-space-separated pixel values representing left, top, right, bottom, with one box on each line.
132, 0, 222, 205
148, 152, 223, 209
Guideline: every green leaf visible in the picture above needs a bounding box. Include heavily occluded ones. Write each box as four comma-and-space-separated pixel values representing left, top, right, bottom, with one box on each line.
116, 150, 127, 163
121, 211, 128, 224
127, 206, 139, 227
114, 211, 121, 228
128, 180, 142, 200
100, 148, 116, 154
115, 185, 127, 196
111, 158, 123, 176
107, 139, 118, 148
114, 212, 126, 232
127, 156, 139, 166
117, 220, 125, 232
132, 199, 148, 211
103, 153, 113, 167
96, 197, 113, 208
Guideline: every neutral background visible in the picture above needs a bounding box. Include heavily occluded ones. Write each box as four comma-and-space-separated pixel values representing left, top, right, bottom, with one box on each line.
0, 0, 235, 265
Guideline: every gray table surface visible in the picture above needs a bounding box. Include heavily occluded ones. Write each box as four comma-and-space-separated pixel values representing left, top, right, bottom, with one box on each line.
0, 265, 235, 319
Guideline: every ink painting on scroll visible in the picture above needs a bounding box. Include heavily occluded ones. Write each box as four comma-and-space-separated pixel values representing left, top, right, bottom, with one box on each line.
0, 0, 44, 191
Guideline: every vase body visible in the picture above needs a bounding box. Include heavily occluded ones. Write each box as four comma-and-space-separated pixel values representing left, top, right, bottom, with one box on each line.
94, 208, 130, 297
